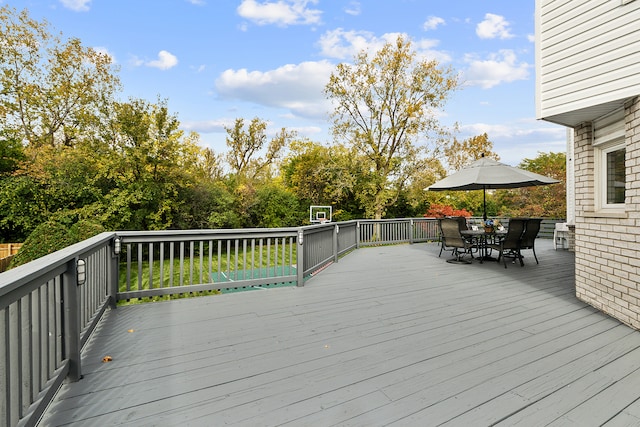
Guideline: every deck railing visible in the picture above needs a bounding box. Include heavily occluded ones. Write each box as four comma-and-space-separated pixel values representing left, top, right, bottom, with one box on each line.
0, 217, 557, 426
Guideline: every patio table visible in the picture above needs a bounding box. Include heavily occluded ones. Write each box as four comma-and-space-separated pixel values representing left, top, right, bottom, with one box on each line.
461, 229, 506, 262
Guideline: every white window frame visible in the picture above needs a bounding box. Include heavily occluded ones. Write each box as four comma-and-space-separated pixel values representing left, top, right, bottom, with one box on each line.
593, 109, 626, 213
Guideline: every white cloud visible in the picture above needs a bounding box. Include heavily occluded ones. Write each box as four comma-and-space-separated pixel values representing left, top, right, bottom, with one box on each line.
215, 60, 334, 120
186, 0, 206, 5
237, 0, 322, 27
317, 29, 451, 63
344, 1, 361, 16
476, 13, 513, 40
128, 55, 144, 67
60, 0, 91, 12
317, 28, 378, 59
182, 119, 232, 134
423, 16, 445, 31
463, 50, 529, 88
146, 51, 179, 70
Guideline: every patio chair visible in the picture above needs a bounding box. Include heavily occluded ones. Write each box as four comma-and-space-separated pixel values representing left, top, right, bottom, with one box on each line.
487, 218, 526, 268
438, 217, 474, 264
520, 218, 542, 264
554, 222, 569, 250
438, 217, 466, 257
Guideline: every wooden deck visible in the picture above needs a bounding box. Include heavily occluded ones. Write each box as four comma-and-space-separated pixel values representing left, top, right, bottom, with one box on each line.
39, 240, 640, 426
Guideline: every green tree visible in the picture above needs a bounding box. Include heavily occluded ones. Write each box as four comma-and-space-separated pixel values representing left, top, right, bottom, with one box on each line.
225, 117, 294, 183
443, 133, 499, 171
0, 130, 25, 175
496, 152, 566, 218
0, 175, 47, 242
0, 5, 120, 149
281, 140, 360, 210
325, 36, 458, 219
100, 98, 204, 230
250, 183, 305, 228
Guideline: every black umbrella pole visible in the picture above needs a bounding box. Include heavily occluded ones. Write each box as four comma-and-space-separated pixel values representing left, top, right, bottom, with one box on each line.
483, 187, 487, 221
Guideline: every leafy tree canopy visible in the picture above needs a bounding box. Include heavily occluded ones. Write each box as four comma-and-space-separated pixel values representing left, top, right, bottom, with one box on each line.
325, 35, 459, 219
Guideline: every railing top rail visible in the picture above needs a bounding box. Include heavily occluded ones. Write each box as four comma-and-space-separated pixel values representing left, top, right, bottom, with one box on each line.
0, 231, 116, 298
299, 221, 349, 232
356, 218, 430, 223
115, 227, 301, 243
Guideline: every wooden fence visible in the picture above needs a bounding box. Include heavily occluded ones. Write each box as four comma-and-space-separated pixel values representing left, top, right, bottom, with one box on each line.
0, 243, 22, 273
0, 243, 21, 258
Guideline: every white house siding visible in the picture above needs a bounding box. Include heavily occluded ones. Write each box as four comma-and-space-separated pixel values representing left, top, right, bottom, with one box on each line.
536, 0, 640, 124
537, 0, 640, 329
573, 98, 640, 329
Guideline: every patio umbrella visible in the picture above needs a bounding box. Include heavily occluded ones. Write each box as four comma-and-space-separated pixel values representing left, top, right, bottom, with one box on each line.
426, 156, 560, 220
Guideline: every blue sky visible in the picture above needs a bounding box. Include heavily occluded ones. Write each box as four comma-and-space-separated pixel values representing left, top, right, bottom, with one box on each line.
19, 0, 567, 166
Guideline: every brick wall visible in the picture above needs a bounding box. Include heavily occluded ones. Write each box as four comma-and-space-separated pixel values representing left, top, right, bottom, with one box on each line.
574, 97, 640, 329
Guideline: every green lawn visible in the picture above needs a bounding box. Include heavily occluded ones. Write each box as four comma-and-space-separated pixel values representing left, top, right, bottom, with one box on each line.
117, 243, 297, 304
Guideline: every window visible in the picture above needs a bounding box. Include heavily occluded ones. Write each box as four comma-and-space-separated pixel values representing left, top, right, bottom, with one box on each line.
604, 144, 625, 205
593, 109, 626, 211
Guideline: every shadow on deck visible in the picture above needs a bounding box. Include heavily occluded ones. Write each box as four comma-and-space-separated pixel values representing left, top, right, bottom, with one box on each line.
40, 240, 640, 426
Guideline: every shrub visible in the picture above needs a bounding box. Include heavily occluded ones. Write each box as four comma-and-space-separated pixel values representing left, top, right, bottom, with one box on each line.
9, 219, 104, 268
424, 204, 472, 218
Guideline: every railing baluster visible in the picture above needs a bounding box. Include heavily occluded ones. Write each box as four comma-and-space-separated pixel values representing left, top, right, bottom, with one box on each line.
243, 240, 247, 281
259, 239, 263, 278
39, 285, 47, 390
137, 244, 143, 292
9, 300, 19, 425
208, 240, 213, 283
283, 237, 287, 276
267, 239, 271, 278
227, 239, 231, 279
234, 239, 239, 281
159, 243, 164, 288
199, 241, 204, 285
217, 240, 222, 283
289, 237, 294, 277
31, 289, 40, 402
22, 293, 32, 410
169, 242, 175, 288
54, 277, 62, 369
148, 242, 154, 291
126, 244, 132, 293
251, 239, 255, 279
179, 242, 185, 288
274, 238, 279, 277
1, 304, 7, 422
189, 241, 194, 286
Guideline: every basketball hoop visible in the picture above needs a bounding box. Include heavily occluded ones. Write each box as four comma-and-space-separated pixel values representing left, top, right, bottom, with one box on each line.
310, 205, 332, 224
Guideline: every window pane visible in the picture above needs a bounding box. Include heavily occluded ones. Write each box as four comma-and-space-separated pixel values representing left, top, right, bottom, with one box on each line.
606, 148, 625, 204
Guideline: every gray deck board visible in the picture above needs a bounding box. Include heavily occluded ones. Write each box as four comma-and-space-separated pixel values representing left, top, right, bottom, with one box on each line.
38, 240, 640, 426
